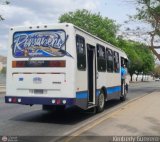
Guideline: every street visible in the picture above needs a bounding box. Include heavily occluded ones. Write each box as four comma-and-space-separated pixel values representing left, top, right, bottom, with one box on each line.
0, 81, 160, 141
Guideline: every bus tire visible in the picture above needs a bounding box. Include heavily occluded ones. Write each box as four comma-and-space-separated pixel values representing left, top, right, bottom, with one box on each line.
96, 90, 105, 113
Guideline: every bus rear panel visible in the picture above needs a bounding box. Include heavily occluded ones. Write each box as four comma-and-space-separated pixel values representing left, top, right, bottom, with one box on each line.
5, 24, 77, 109
5, 23, 129, 111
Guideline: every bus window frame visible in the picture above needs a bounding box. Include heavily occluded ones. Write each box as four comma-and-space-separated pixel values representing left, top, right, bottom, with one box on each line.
96, 44, 106, 72
12, 29, 67, 58
106, 48, 114, 72
114, 51, 120, 73
76, 34, 86, 71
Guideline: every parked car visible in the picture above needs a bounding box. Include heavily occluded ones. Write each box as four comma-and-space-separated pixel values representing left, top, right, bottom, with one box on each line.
155, 78, 160, 81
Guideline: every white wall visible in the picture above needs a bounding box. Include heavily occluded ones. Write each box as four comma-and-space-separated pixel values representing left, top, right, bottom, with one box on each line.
131, 74, 154, 82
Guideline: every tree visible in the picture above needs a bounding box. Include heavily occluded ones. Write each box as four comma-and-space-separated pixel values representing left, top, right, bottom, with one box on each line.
135, 44, 155, 81
117, 38, 154, 81
59, 9, 118, 45
59, 9, 155, 82
0, 0, 10, 21
118, 38, 143, 81
153, 65, 160, 78
125, 0, 160, 60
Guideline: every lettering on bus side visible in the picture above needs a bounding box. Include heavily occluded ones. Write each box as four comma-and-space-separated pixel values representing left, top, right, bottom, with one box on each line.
13, 30, 72, 58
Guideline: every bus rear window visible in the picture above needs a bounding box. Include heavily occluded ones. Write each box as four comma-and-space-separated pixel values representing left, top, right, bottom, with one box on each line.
13, 30, 66, 58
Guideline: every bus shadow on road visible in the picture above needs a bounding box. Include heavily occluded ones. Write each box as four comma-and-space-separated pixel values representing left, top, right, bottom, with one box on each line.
104, 99, 122, 110
10, 99, 123, 125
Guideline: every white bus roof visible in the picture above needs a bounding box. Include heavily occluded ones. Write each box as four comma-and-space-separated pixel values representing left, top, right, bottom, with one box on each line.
10, 23, 128, 59
72, 24, 128, 59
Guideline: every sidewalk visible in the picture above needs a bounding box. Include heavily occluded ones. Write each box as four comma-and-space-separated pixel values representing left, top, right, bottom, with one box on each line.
65, 91, 160, 142
80, 91, 160, 136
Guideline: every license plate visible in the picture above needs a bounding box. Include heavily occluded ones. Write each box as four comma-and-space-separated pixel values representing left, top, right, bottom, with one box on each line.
34, 89, 43, 94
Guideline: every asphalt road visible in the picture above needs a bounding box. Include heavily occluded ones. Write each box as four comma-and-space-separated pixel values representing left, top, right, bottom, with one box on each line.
0, 81, 159, 141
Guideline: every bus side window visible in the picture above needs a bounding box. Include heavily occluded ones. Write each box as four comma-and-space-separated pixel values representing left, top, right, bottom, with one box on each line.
114, 51, 120, 73
97, 44, 106, 72
106, 48, 113, 72
76, 35, 86, 70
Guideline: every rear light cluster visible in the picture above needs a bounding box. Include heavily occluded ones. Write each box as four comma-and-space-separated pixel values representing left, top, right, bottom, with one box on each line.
12, 60, 66, 68
8, 98, 21, 103
51, 99, 67, 105
48, 61, 66, 67
8, 97, 67, 105
12, 61, 25, 68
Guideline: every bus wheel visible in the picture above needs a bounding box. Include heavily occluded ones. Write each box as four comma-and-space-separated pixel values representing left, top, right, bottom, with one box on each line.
96, 90, 105, 113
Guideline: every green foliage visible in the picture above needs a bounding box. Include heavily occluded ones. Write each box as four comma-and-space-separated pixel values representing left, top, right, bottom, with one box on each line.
134, 0, 160, 39
129, 0, 160, 60
117, 38, 155, 78
59, 9, 118, 45
134, 0, 160, 26
59, 9, 155, 81
154, 65, 160, 78
138, 46, 155, 74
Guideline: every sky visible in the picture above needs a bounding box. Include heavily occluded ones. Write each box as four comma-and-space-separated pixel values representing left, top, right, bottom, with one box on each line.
0, 0, 137, 56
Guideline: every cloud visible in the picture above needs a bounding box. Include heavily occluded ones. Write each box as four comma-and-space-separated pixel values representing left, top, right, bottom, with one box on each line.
0, 0, 100, 56
3, 0, 100, 24
83, 0, 100, 10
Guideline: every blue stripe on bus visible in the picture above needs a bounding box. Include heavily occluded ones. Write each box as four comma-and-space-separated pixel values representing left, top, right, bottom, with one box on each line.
76, 86, 121, 98
76, 91, 88, 99
106, 86, 121, 94
76, 90, 100, 99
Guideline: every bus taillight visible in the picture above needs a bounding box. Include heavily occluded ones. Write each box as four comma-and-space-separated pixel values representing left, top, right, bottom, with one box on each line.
48, 61, 66, 67
12, 61, 25, 68
12, 98, 17, 103
56, 99, 61, 105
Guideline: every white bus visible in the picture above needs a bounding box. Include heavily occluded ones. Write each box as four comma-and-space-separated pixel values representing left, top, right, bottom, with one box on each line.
5, 23, 128, 112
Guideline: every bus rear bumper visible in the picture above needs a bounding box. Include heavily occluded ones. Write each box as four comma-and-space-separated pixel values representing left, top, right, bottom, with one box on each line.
5, 96, 75, 108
